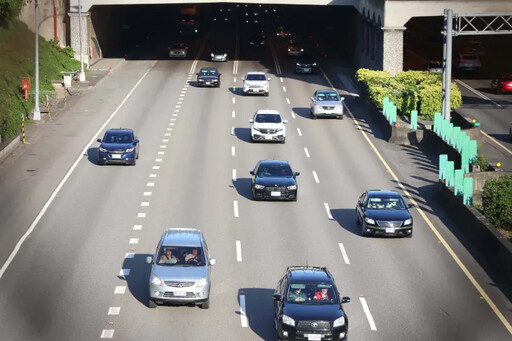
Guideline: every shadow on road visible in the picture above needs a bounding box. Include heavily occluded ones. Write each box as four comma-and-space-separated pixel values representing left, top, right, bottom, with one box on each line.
86, 147, 99, 165
330, 208, 360, 237
292, 107, 311, 120
237, 288, 276, 341
234, 127, 252, 143
122, 253, 152, 307
232, 178, 253, 200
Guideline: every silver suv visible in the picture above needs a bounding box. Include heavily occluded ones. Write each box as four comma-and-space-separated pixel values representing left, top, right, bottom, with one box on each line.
242, 72, 270, 96
310, 89, 344, 120
146, 228, 215, 309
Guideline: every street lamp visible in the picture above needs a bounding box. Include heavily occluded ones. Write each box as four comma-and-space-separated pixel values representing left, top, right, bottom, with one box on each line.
33, 0, 41, 121
78, 0, 86, 82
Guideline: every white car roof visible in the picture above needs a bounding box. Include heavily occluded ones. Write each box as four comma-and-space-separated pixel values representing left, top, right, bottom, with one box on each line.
246, 71, 266, 75
255, 109, 280, 115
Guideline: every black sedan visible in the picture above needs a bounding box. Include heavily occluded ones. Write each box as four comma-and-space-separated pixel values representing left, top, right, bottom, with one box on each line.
250, 160, 299, 201
196, 68, 221, 87
97, 128, 139, 165
295, 54, 317, 74
355, 190, 413, 237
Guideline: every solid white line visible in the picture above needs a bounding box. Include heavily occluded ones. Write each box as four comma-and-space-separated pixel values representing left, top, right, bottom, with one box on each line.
304, 147, 310, 158
282, 86, 287, 92
297, 128, 302, 136
100, 330, 115, 339
137, 213, 146, 218
239, 293, 248, 327
232, 110, 236, 118
147, 182, 155, 187
144, 192, 152, 196
280, 77, 284, 83
141, 202, 149, 207
118, 269, 130, 276
232, 97, 236, 104
286, 98, 290, 104
360, 297, 377, 330
189, 59, 199, 74
232, 146, 236, 156
236, 240, 242, 262
232, 169, 237, 181
455, 80, 501, 107
481, 130, 512, 156
233, 200, 239, 217
338, 243, 350, 264
114, 286, 126, 294
108, 307, 121, 315
0, 65, 154, 280
291, 111, 296, 119
231, 127, 235, 135
133, 225, 142, 230
324, 202, 333, 220
312, 171, 320, 183
129, 238, 139, 244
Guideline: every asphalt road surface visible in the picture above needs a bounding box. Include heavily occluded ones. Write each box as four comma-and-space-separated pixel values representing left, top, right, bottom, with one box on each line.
0, 27, 511, 340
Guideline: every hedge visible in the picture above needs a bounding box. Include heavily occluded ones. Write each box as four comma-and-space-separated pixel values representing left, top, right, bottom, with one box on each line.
482, 175, 512, 229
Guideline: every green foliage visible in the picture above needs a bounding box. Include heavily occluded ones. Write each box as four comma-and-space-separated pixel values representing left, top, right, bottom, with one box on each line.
472, 154, 489, 171
482, 175, 512, 229
0, 0, 24, 22
0, 19, 80, 139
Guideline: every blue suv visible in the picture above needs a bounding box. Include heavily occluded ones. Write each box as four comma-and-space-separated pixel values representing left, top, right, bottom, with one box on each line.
97, 128, 139, 165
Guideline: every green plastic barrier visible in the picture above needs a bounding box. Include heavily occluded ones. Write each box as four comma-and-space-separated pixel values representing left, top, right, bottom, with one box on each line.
410, 110, 418, 130
434, 112, 442, 134
446, 123, 454, 145
469, 140, 477, 163
452, 127, 461, 149
463, 177, 473, 205
462, 135, 471, 154
461, 148, 470, 174
454, 169, 463, 196
383, 97, 390, 117
439, 154, 448, 180
441, 119, 449, 141
446, 161, 455, 187
457, 131, 467, 153
390, 105, 397, 125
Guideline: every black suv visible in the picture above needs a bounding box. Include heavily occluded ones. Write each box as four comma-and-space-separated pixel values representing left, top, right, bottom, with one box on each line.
196, 67, 221, 87
273, 266, 350, 341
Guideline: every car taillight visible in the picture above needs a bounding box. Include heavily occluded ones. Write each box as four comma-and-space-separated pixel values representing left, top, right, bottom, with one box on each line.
476, 60, 481, 64
458, 60, 465, 64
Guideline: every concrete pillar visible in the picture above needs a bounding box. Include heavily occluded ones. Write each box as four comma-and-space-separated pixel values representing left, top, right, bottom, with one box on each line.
381, 26, 406, 76
68, 11, 90, 67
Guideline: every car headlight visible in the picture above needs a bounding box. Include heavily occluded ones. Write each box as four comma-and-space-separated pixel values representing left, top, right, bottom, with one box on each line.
313, 63, 317, 66
300, 48, 304, 51
211, 53, 214, 57
253, 127, 261, 132
195, 278, 208, 287
287, 185, 297, 190
282, 315, 295, 327
275, 127, 283, 132
333, 316, 346, 328
296, 63, 300, 66
287, 48, 291, 51
223, 53, 227, 57
99, 147, 107, 152
126, 148, 134, 152
254, 184, 265, 189
403, 218, 412, 226
364, 217, 375, 225
151, 275, 164, 286
314, 105, 322, 110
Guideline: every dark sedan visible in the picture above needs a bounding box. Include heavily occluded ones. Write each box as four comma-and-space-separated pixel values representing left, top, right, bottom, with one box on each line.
355, 190, 413, 237
295, 55, 317, 74
491, 74, 512, 94
196, 68, 221, 87
97, 128, 139, 165
250, 160, 299, 201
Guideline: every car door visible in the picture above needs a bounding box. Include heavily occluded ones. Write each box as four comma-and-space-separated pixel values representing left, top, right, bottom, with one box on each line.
357, 192, 367, 220
250, 162, 260, 188
274, 275, 287, 320
310, 91, 317, 110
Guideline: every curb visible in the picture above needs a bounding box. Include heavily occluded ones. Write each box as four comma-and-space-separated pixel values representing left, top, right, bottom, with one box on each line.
0, 135, 21, 164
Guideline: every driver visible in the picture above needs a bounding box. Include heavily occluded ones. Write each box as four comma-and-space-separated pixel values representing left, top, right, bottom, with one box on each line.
185, 248, 200, 264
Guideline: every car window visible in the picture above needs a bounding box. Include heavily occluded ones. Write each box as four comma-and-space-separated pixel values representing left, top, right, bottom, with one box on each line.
317, 91, 339, 101
200, 69, 217, 76
367, 196, 406, 210
286, 282, 339, 304
157, 245, 205, 266
255, 114, 282, 123
246, 74, 266, 81
104, 132, 133, 144
257, 163, 293, 177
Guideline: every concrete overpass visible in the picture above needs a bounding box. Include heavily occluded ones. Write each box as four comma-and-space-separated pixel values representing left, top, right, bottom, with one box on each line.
61, 0, 512, 74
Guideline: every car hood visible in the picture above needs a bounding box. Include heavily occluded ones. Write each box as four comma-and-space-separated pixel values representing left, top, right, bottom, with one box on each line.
101, 143, 133, 150
364, 209, 411, 221
284, 302, 343, 321
253, 122, 284, 129
245, 80, 268, 85
169, 48, 186, 52
314, 100, 341, 106
152, 264, 208, 282
198, 75, 218, 80
256, 176, 295, 187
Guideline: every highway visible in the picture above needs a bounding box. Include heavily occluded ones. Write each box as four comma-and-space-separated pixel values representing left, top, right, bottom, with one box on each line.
0, 23, 511, 341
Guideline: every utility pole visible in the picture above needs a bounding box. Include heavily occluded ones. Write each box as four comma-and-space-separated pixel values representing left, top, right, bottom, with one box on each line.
442, 9, 453, 120
33, 0, 41, 121
78, 0, 86, 82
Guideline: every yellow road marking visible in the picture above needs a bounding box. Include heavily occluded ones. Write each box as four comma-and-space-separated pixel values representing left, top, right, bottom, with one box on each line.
481, 130, 512, 156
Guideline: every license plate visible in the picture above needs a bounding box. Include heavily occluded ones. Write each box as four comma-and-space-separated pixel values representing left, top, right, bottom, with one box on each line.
271, 191, 281, 196
206, 81, 211, 85
306, 335, 322, 341
304, 68, 311, 72
264, 135, 273, 140
385, 227, 395, 233
173, 291, 186, 297
254, 89, 261, 92
111, 154, 122, 159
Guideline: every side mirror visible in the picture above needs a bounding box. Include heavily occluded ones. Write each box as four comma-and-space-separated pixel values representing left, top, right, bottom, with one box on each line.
283, 120, 288, 124
408, 203, 415, 208
209, 258, 216, 265
219, 73, 222, 76
249, 119, 254, 123
341, 297, 351, 303
97, 138, 102, 143
249, 171, 255, 175
241, 77, 245, 81
340, 97, 345, 101
146, 256, 153, 264
273, 294, 282, 301
268, 78, 272, 81
359, 202, 364, 207
134, 139, 140, 144
310, 97, 315, 101
294, 172, 300, 176
196, 73, 199, 75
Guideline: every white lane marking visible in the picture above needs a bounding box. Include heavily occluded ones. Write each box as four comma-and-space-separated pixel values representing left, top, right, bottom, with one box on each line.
231, 127, 235, 135
170, 123, 175, 126
286, 98, 290, 104
177, 101, 183, 105
118, 269, 131, 277
147, 182, 155, 187
174, 109, 180, 112
108, 307, 121, 315
160, 145, 167, 149
189, 59, 199, 74
155, 158, 162, 162
481, 130, 512, 156
144, 192, 152, 196
232, 146, 236, 156
232, 97, 236, 104
114, 286, 126, 294
100, 330, 114, 339
297, 128, 302, 136
133, 225, 142, 231
304, 147, 310, 158
137, 213, 146, 218
324, 202, 333, 220
125, 252, 135, 258
290, 111, 296, 119
166, 128, 173, 131
234, 76, 237, 82
152, 165, 160, 170
158, 151, 165, 155
0, 65, 154, 280
312, 171, 320, 183
172, 114, 178, 117
232, 110, 236, 118
455, 80, 501, 107
338, 243, 350, 265
149, 174, 157, 178
233, 200, 239, 217
141, 202, 149, 207
232, 169, 237, 181
175, 105, 181, 108
239, 293, 248, 327
164, 133, 171, 136
236, 240, 242, 262
233, 60, 239, 75
360, 297, 377, 330
184, 84, 189, 88
280, 77, 284, 83
171, 118, 177, 121
282, 86, 287, 92
129, 238, 139, 244
162, 139, 169, 142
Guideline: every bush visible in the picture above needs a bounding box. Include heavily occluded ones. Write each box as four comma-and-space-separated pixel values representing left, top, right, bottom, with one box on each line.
482, 175, 512, 229
472, 154, 490, 171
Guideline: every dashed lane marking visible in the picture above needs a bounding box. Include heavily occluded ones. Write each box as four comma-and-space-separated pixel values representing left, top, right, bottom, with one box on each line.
297, 128, 302, 136
157, 151, 165, 155
286, 98, 290, 104
338, 243, 350, 265
149, 174, 157, 178
114, 286, 126, 294
290, 111, 296, 119
152, 165, 160, 170
324, 202, 333, 220
282, 86, 287, 92
304, 147, 310, 158
147, 182, 155, 187
360, 297, 377, 330
155, 158, 162, 162
129, 238, 139, 244
141, 202, 150, 206
312, 171, 320, 183
100, 329, 114, 339
236, 240, 242, 262
232, 97, 236, 104
232, 146, 236, 156
144, 192, 152, 196
232, 110, 236, 118
133, 225, 142, 231
137, 213, 146, 218
233, 200, 239, 217
239, 293, 248, 327
280, 77, 284, 83
232, 169, 237, 181
108, 307, 120, 315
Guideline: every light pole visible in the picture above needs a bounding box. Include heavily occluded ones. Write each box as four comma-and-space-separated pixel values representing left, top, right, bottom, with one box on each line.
33, 0, 41, 121
78, 0, 86, 82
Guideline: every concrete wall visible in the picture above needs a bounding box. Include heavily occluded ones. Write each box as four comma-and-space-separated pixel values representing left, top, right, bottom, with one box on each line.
18, 0, 68, 46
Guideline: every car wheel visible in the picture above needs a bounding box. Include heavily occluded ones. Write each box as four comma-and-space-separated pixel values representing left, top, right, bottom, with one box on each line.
355, 211, 360, 226
280, 137, 286, 144
148, 300, 157, 308
200, 300, 210, 309
361, 224, 369, 237
311, 113, 317, 120
338, 115, 343, 120
264, 92, 269, 97
252, 189, 259, 201
217, 82, 221, 88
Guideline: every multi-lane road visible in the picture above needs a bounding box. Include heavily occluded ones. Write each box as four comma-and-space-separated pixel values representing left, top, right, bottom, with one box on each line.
0, 26, 511, 341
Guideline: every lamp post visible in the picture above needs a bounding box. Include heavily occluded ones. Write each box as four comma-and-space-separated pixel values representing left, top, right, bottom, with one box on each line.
78, 0, 86, 82
33, 0, 41, 121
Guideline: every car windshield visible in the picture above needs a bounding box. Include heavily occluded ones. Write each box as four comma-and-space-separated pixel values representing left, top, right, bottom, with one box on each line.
255, 114, 282, 123
317, 91, 339, 101
246, 74, 266, 81
286, 282, 339, 304
103, 132, 133, 144
257, 163, 293, 177
199, 69, 218, 76
157, 246, 205, 266
298, 56, 314, 63
170, 44, 184, 49
366, 196, 406, 210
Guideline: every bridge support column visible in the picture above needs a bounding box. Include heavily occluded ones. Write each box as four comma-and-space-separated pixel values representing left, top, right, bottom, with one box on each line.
381, 26, 406, 76
68, 11, 90, 67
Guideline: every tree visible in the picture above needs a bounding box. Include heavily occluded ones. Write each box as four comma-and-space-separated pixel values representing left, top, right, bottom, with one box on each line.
0, 0, 24, 23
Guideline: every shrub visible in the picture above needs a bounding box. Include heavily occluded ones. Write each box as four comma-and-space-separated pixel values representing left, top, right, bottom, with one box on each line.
472, 154, 490, 171
481, 175, 512, 229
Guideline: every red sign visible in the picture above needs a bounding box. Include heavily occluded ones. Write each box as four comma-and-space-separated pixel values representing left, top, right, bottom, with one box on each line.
21, 77, 31, 90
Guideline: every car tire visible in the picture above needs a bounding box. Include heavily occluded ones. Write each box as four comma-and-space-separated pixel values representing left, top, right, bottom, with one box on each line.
361, 225, 369, 237
200, 300, 210, 309
338, 115, 343, 120
217, 82, 221, 88
264, 92, 269, 97
355, 211, 360, 226
252, 189, 259, 201
280, 137, 286, 144
148, 300, 157, 308
311, 113, 317, 120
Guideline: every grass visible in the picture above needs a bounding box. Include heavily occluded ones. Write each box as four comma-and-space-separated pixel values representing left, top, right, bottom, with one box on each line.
0, 19, 80, 139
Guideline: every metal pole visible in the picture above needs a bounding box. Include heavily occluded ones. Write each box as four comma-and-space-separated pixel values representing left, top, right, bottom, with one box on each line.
444, 9, 454, 120
442, 9, 448, 119
78, 0, 86, 82
53, 0, 58, 41
33, 0, 41, 121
